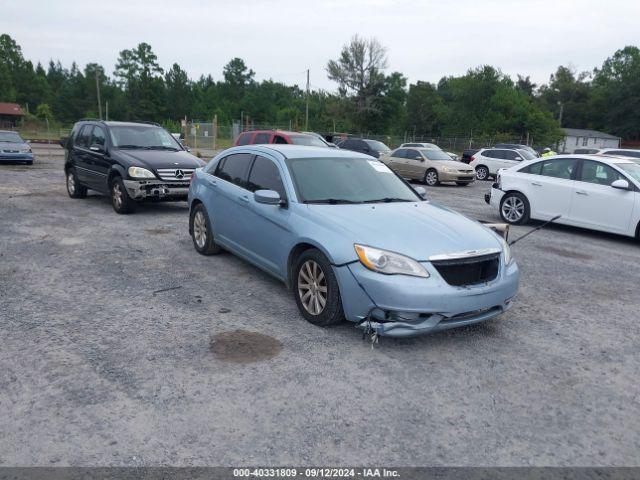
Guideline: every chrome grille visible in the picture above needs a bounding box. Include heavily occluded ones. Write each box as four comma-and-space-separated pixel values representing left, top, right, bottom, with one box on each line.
155, 168, 195, 181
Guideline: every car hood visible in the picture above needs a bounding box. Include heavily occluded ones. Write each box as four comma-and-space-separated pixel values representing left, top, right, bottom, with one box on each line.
115, 149, 204, 170
0, 141, 28, 150
305, 201, 502, 262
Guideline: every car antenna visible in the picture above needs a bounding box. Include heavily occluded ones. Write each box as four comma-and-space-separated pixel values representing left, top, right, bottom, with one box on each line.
509, 215, 561, 246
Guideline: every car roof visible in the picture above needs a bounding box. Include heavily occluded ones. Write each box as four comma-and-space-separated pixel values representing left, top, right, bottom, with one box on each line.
522, 153, 636, 165
225, 144, 373, 160
600, 148, 640, 153
0, 130, 22, 134
241, 130, 310, 136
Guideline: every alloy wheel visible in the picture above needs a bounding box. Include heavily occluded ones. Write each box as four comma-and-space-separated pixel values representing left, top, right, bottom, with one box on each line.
298, 260, 327, 316
67, 172, 75, 195
425, 171, 438, 186
502, 196, 525, 222
476, 167, 488, 180
193, 210, 207, 249
112, 182, 123, 210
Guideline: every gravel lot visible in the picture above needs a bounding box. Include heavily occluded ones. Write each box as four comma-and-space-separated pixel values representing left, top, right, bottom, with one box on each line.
1, 153, 639, 467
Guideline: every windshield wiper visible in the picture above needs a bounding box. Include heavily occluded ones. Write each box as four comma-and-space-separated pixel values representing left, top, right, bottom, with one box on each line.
304, 198, 363, 204
116, 144, 145, 149
142, 145, 179, 151
362, 197, 413, 203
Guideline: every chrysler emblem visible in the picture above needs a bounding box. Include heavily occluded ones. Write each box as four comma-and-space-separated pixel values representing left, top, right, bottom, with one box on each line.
175, 169, 184, 179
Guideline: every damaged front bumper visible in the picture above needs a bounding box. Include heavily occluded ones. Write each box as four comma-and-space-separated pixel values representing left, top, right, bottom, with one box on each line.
333, 260, 519, 338
123, 179, 190, 200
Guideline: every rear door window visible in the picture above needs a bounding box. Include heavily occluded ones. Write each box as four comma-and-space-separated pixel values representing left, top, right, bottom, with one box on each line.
75, 125, 93, 148
539, 158, 578, 180
247, 155, 286, 199
236, 132, 252, 146
392, 149, 407, 158
254, 133, 271, 144
215, 153, 254, 188
406, 149, 422, 160
483, 150, 499, 159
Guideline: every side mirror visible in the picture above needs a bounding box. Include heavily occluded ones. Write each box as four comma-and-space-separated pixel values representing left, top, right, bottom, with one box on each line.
415, 156, 423, 161
611, 179, 630, 190
254, 189, 284, 206
89, 144, 105, 154
414, 186, 427, 198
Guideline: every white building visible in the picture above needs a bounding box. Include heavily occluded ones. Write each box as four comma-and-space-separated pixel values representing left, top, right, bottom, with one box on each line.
559, 128, 620, 153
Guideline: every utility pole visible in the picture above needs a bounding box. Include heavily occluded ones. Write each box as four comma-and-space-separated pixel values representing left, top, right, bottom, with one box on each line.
95, 70, 103, 119
305, 69, 309, 131
105, 101, 109, 121
557, 101, 564, 127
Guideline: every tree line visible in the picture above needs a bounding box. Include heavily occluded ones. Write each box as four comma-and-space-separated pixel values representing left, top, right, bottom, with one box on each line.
1, 33, 639, 144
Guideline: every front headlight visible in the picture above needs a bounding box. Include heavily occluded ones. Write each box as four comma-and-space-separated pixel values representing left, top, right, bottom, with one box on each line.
441, 166, 454, 173
20, 147, 31, 153
128, 166, 156, 179
501, 237, 513, 265
354, 244, 429, 278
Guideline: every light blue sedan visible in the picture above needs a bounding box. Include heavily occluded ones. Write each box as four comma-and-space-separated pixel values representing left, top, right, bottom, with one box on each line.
188, 145, 519, 337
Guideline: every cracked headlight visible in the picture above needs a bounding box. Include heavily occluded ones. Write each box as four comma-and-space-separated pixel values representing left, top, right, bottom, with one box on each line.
355, 244, 429, 278
501, 237, 513, 265
128, 166, 156, 179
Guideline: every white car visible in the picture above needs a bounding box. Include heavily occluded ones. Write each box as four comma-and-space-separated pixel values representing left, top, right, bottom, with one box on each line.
486, 154, 640, 238
574, 147, 640, 160
469, 148, 537, 180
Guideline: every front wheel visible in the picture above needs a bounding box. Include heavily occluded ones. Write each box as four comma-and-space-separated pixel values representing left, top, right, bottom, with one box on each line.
500, 192, 530, 225
475, 166, 490, 181
110, 176, 137, 214
190, 203, 222, 255
424, 169, 439, 186
293, 249, 344, 327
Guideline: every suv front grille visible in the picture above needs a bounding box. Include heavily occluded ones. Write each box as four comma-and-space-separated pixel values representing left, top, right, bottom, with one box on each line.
431, 253, 500, 286
156, 168, 195, 181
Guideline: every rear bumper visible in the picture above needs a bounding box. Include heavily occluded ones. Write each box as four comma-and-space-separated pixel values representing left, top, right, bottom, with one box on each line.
333, 260, 519, 337
123, 179, 190, 200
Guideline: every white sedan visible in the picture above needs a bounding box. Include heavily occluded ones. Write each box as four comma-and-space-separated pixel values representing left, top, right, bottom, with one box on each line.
486, 154, 640, 238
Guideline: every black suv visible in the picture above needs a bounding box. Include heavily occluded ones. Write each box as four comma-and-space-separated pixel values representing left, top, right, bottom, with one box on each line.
337, 137, 391, 158
63, 120, 205, 214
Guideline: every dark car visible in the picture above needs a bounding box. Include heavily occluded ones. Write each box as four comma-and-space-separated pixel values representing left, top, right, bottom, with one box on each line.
0, 130, 34, 165
235, 130, 329, 147
461, 148, 479, 164
63, 120, 205, 214
336, 137, 391, 158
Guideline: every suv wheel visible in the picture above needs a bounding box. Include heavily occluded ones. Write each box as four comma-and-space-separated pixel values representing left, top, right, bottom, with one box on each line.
424, 169, 439, 186
190, 204, 222, 255
110, 176, 137, 214
475, 166, 489, 180
293, 249, 344, 327
66, 168, 87, 198
500, 192, 530, 225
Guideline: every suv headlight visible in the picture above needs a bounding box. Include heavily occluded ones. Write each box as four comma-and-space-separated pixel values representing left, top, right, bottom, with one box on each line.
501, 237, 513, 265
355, 244, 429, 278
128, 166, 156, 179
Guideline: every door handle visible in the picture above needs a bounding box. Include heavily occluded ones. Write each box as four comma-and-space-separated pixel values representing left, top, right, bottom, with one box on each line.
531, 182, 542, 186
576, 191, 588, 196
239, 195, 250, 203
205, 177, 217, 187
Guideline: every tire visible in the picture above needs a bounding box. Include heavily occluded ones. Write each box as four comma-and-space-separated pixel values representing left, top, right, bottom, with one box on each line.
26, 160, 33, 165
475, 165, 490, 181
110, 175, 137, 214
66, 167, 87, 198
190, 203, 222, 255
456, 182, 470, 186
500, 192, 530, 225
424, 169, 439, 186
293, 249, 344, 327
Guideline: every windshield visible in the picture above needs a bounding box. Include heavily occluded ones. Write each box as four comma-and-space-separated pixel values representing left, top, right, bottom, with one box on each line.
289, 134, 329, 147
617, 163, 640, 183
0, 132, 24, 143
287, 157, 420, 204
421, 149, 453, 161
364, 139, 391, 153
109, 125, 182, 150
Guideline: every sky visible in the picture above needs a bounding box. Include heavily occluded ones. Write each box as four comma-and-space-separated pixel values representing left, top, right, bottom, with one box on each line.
3, 0, 640, 91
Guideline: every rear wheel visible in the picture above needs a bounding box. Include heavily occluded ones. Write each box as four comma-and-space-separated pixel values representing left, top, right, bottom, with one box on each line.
500, 192, 530, 225
475, 165, 489, 181
190, 203, 222, 255
424, 169, 439, 186
66, 168, 87, 198
110, 176, 137, 214
293, 249, 343, 327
